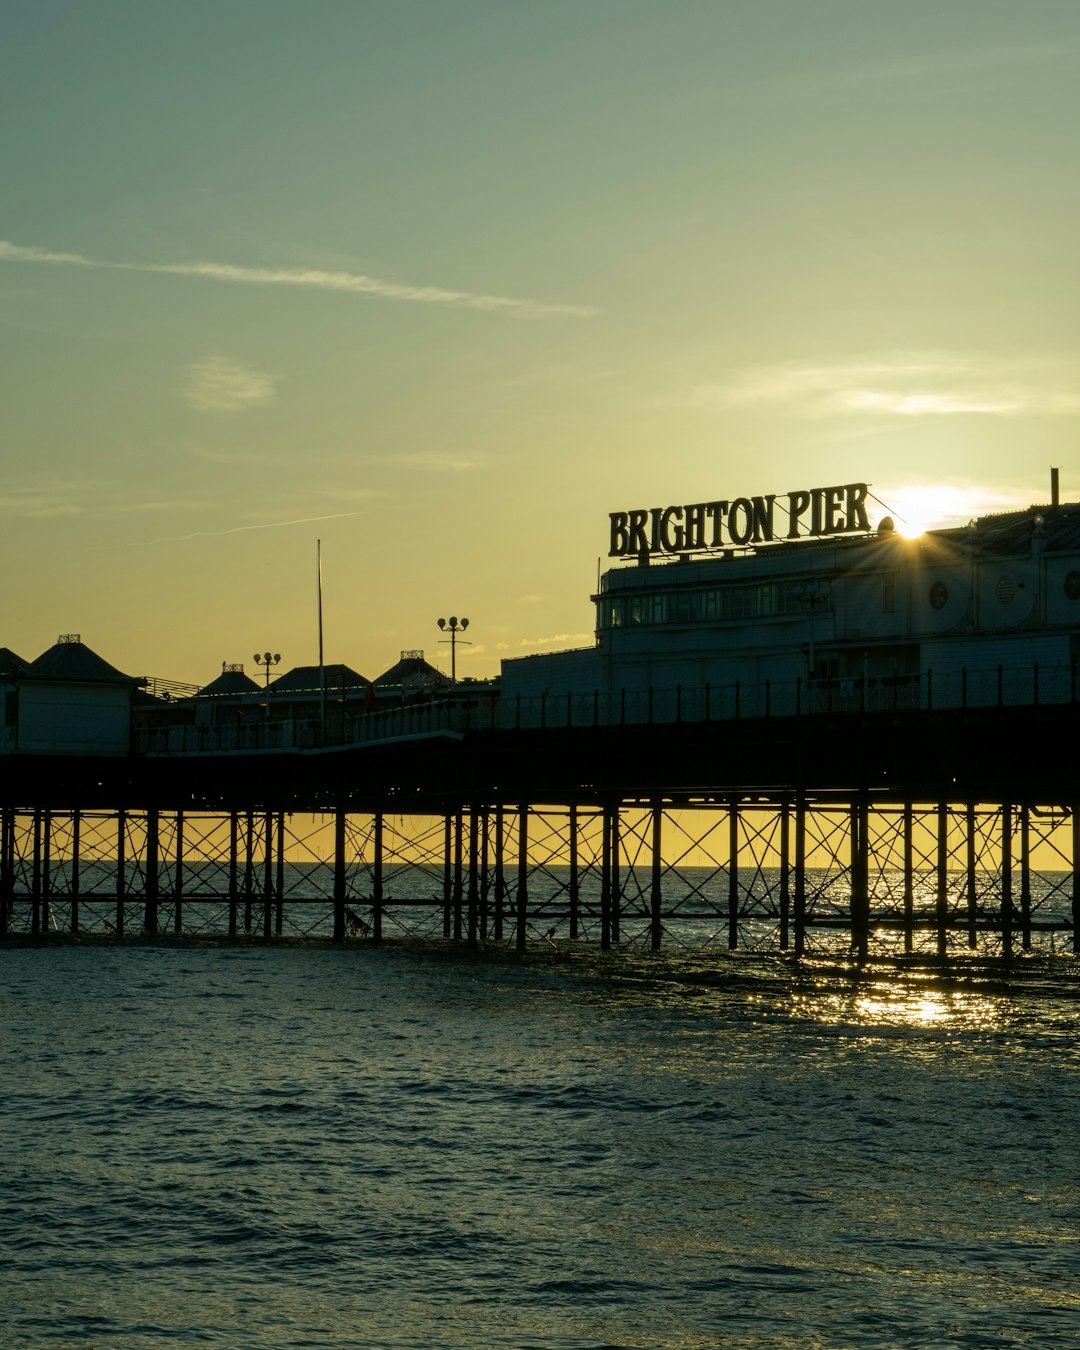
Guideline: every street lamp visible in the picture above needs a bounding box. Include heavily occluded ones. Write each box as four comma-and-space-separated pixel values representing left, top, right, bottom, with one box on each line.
436, 616, 470, 684
253, 650, 281, 716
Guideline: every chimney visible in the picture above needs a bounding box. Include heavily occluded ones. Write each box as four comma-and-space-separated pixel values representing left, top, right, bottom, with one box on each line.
1051, 466, 1060, 507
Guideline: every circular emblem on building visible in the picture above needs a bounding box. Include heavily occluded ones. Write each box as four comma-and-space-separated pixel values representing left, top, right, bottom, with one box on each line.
1065, 571, 1080, 601
929, 581, 948, 611
996, 575, 1017, 606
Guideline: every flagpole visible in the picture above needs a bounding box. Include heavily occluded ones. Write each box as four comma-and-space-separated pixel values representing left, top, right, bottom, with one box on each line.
317, 539, 327, 741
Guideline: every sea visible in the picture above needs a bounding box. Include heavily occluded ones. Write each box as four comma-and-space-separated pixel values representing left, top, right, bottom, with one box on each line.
3, 919, 1080, 1350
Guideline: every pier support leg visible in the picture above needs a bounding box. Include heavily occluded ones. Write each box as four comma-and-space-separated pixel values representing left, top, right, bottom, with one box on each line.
966, 803, 978, 949
779, 800, 790, 950
903, 803, 914, 954
173, 810, 184, 936
1072, 805, 1080, 955
453, 810, 464, 942
41, 809, 51, 936
935, 802, 948, 958
568, 805, 579, 941
794, 793, 807, 957
228, 812, 238, 939
372, 811, 383, 944
1001, 804, 1013, 959
728, 797, 739, 951
601, 805, 612, 951
650, 801, 663, 952
31, 809, 42, 937
332, 807, 346, 943
516, 804, 528, 953
467, 808, 479, 950
851, 796, 869, 961
0, 807, 12, 936
494, 806, 505, 943
115, 810, 126, 939
145, 807, 159, 937
1020, 806, 1032, 953
276, 813, 285, 937
442, 814, 452, 938
611, 805, 621, 946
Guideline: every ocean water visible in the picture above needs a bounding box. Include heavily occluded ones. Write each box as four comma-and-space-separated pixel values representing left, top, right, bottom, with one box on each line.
3, 941, 1080, 1349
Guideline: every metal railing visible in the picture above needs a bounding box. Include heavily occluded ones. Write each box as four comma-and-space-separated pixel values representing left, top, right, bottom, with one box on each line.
133, 660, 1080, 753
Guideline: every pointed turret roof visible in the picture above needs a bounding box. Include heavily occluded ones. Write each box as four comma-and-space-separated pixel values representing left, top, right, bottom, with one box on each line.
267, 663, 369, 694
374, 651, 450, 688
197, 665, 261, 697
0, 647, 31, 679
28, 637, 142, 685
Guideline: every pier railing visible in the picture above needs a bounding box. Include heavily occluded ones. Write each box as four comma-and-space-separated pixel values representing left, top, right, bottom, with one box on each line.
133, 660, 1080, 754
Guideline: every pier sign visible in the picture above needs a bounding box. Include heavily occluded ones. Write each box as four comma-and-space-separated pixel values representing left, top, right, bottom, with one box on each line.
609, 482, 871, 557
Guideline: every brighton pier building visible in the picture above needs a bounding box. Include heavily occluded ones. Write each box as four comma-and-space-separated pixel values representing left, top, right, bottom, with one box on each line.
500, 476, 1080, 725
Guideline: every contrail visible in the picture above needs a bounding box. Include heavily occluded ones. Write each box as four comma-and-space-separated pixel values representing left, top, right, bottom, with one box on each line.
137, 511, 360, 545
0, 239, 597, 318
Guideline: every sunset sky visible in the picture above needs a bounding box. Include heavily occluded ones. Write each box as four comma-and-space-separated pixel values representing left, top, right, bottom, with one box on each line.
3, 1, 1078, 684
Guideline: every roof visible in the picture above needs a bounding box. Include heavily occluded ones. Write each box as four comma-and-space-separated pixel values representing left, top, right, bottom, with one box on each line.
374, 653, 450, 687
0, 647, 31, 680
197, 668, 261, 697
28, 639, 143, 685
267, 663, 369, 694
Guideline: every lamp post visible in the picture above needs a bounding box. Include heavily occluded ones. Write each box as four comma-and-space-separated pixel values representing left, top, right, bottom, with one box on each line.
792, 585, 826, 681
253, 650, 281, 717
436, 616, 470, 684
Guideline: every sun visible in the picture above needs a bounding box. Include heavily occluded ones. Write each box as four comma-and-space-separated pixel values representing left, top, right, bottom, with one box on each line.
878, 484, 988, 538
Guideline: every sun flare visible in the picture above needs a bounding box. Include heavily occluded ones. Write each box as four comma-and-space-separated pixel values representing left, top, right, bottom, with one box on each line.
879, 484, 1002, 538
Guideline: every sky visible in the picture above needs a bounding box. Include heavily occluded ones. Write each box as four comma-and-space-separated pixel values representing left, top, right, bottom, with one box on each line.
3, 0, 1079, 685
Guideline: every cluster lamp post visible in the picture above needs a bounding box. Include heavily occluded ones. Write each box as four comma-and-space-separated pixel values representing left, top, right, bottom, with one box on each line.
436, 616, 470, 684
254, 651, 281, 716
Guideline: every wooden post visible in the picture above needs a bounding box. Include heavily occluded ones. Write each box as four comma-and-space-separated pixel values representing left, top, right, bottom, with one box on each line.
650, 801, 663, 951
373, 810, 383, 944
516, 804, 528, 952
332, 806, 346, 943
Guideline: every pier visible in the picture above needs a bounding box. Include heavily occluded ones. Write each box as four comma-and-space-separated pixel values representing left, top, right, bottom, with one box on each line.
4, 672, 1080, 957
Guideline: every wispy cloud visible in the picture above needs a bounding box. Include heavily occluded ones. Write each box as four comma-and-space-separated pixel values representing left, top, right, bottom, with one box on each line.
689, 353, 1080, 419
186, 356, 276, 413
0, 239, 596, 318
140, 511, 360, 545
513, 632, 594, 650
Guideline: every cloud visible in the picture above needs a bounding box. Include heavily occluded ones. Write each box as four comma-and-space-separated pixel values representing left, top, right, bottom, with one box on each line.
516, 632, 594, 650
186, 357, 276, 413
139, 511, 360, 545
690, 353, 1080, 419
0, 238, 596, 319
